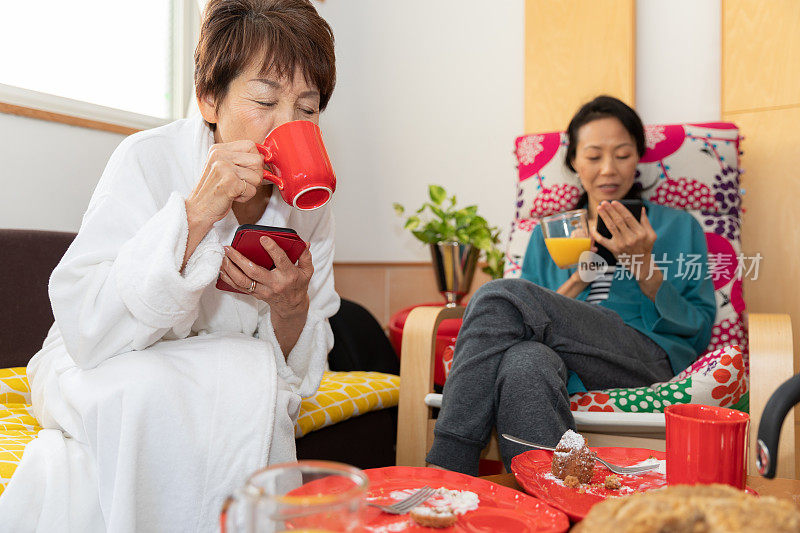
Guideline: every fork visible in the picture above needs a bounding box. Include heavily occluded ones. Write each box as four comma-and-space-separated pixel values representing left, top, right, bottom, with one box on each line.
501, 433, 660, 475
367, 485, 435, 514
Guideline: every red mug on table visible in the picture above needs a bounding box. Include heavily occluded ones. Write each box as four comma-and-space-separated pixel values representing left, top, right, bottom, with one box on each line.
256, 120, 336, 211
665, 404, 749, 489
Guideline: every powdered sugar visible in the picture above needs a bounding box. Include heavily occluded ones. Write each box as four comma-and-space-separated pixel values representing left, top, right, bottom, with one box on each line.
543, 472, 566, 486
409, 487, 480, 516
384, 487, 479, 515
409, 506, 451, 517
631, 458, 667, 475
364, 486, 480, 532
557, 429, 585, 450
387, 489, 419, 501
367, 520, 413, 533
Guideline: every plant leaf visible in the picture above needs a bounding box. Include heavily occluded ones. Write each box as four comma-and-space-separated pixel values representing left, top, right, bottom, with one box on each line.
474, 236, 494, 251
429, 204, 446, 219
404, 216, 420, 230
429, 185, 447, 205
412, 229, 437, 243
480, 246, 505, 279
392, 202, 405, 215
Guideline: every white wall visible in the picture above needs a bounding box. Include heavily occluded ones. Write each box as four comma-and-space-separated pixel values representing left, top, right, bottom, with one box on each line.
315, 0, 525, 262
0, 113, 125, 231
1, 0, 722, 262
636, 0, 721, 124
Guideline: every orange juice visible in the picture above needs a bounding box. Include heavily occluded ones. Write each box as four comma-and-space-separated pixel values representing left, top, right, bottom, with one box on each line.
277, 494, 342, 505
544, 237, 591, 268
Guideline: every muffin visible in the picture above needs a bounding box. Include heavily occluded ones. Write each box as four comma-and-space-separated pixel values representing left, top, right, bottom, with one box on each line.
409, 505, 458, 528
551, 429, 596, 484
573, 483, 800, 533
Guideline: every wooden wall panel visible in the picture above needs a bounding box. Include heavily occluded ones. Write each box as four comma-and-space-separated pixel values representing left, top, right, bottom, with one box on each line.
524, 0, 635, 132
722, 0, 800, 113
736, 110, 800, 466
333, 265, 388, 325
333, 263, 491, 327
385, 266, 444, 320
723, 0, 800, 478
737, 107, 800, 323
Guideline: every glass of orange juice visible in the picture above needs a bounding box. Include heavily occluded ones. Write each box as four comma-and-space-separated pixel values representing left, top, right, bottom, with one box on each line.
221, 460, 368, 533
540, 209, 591, 268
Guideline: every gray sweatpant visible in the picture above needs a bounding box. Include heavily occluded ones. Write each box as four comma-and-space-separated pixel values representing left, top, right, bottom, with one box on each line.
426, 278, 673, 475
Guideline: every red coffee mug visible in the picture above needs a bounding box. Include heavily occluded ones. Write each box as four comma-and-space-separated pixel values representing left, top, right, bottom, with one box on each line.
256, 120, 336, 211
665, 404, 749, 489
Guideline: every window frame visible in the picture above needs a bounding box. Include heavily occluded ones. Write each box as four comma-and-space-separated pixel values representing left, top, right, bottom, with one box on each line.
0, 0, 199, 134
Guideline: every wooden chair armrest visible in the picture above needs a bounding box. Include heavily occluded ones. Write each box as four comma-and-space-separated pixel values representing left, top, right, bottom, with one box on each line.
396, 305, 465, 466
748, 313, 796, 478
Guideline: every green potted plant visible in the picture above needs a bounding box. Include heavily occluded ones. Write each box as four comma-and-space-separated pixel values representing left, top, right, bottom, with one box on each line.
393, 185, 504, 306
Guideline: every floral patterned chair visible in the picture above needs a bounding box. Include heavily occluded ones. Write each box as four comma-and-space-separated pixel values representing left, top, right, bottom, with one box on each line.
396, 122, 797, 478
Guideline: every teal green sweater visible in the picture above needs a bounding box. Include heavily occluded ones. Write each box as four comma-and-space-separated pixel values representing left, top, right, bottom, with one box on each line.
521, 201, 716, 393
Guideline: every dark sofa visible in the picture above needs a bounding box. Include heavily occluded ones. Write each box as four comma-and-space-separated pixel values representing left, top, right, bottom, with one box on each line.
0, 228, 398, 469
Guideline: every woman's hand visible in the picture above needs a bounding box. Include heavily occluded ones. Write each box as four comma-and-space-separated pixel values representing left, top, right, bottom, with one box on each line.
181, 140, 265, 269
219, 236, 314, 355
556, 270, 590, 298
591, 201, 663, 300
186, 140, 265, 227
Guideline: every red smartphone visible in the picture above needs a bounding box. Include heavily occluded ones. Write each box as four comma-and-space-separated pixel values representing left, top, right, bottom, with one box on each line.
215, 224, 307, 294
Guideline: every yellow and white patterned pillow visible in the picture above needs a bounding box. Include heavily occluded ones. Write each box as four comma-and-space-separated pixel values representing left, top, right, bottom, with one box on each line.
0, 368, 400, 495
295, 371, 400, 438
0, 368, 40, 496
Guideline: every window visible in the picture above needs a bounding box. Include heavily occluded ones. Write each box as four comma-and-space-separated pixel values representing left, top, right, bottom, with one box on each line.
0, 0, 197, 130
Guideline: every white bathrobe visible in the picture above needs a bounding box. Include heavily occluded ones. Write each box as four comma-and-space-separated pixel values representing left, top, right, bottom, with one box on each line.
0, 114, 340, 532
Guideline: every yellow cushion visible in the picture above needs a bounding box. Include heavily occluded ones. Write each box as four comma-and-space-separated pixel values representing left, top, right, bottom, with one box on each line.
0, 368, 40, 496
295, 371, 400, 438
0, 368, 399, 496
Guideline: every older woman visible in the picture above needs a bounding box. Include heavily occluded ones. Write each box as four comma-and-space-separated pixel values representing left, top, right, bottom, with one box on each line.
426, 96, 716, 475
0, 1, 338, 530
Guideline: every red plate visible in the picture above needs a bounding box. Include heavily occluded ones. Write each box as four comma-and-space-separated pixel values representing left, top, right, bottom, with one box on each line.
360, 466, 569, 532
511, 447, 666, 521
511, 447, 757, 522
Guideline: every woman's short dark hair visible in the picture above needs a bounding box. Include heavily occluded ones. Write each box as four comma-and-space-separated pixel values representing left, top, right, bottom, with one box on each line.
194, 0, 336, 131
564, 95, 645, 172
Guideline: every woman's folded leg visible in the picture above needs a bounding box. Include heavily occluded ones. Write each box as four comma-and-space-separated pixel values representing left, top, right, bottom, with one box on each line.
449, 278, 673, 391
493, 341, 574, 470
427, 338, 574, 474
426, 278, 673, 475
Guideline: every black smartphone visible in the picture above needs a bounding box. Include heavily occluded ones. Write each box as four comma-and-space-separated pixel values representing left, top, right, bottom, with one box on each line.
595, 199, 645, 266
235, 224, 299, 236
